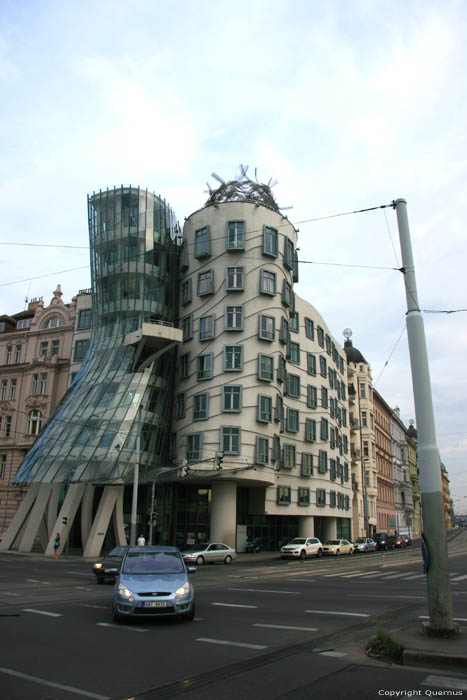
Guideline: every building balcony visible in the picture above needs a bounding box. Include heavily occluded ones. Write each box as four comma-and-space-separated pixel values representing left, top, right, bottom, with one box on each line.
123, 320, 183, 351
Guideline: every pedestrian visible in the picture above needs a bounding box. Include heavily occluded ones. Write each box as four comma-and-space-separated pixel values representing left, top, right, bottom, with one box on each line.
137, 534, 146, 547
53, 533, 60, 559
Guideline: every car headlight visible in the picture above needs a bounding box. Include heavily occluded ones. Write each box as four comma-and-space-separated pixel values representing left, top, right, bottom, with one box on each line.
118, 583, 134, 599
175, 583, 190, 597
94, 563, 102, 569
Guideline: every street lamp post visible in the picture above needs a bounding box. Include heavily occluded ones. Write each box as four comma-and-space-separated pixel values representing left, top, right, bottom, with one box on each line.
130, 403, 143, 547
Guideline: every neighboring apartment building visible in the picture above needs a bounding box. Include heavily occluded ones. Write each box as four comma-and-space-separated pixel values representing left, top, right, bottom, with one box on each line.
69, 289, 92, 384
441, 462, 453, 530
0, 287, 76, 536
373, 389, 396, 532
406, 422, 422, 536
344, 333, 377, 538
391, 406, 414, 535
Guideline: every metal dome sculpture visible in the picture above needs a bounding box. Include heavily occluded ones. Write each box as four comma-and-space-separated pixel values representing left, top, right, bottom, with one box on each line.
204, 165, 289, 213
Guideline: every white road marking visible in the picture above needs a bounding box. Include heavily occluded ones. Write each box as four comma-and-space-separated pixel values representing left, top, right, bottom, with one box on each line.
212, 602, 258, 609
306, 609, 369, 617
379, 572, 414, 579
81, 604, 109, 609
451, 574, 467, 581
419, 615, 467, 622
4, 591, 20, 596
228, 588, 301, 595
348, 594, 425, 599
341, 571, 379, 578
97, 623, 147, 632
283, 579, 316, 582
0, 667, 109, 699
196, 637, 267, 650
318, 651, 348, 658
322, 571, 360, 578
402, 574, 425, 580
75, 586, 95, 591
254, 623, 318, 632
421, 675, 467, 691
25, 579, 40, 583
23, 608, 62, 617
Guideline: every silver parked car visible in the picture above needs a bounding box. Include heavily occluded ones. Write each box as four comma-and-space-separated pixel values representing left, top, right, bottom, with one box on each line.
182, 542, 237, 565
353, 537, 377, 553
112, 546, 195, 622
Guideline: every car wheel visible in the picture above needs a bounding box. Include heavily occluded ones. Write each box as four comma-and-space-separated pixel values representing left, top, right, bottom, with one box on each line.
196, 556, 205, 565
336, 550, 340, 556
316, 548, 323, 558
182, 603, 195, 621
112, 607, 123, 623
348, 549, 353, 555
224, 555, 232, 564
97, 577, 104, 584
299, 550, 306, 560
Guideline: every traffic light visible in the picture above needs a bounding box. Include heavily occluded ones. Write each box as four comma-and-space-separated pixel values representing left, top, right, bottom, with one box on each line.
216, 451, 224, 470
151, 512, 158, 526
62, 516, 68, 525
181, 460, 190, 477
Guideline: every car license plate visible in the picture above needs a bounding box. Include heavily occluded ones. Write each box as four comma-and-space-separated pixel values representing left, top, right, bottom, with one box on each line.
142, 601, 168, 608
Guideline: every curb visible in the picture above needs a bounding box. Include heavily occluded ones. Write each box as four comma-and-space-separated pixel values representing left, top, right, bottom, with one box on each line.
402, 648, 467, 672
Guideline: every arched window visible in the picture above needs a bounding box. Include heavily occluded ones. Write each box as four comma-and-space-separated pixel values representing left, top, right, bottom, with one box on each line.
45, 316, 62, 329
28, 410, 42, 436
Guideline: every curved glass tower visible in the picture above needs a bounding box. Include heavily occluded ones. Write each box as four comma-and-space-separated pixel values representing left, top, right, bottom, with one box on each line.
14, 187, 181, 487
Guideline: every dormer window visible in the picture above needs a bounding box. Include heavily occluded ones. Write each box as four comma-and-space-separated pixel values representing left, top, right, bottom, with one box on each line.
45, 317, 62, 329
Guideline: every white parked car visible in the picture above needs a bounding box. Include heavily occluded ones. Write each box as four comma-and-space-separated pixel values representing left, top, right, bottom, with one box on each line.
280, 537, 323, 560
322, 539, 354, 556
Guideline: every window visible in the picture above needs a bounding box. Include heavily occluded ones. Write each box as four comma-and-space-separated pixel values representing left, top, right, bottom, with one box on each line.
222, 426, 240, 454
0, 380, 6, 400
182, 314, 193, 341
318, 450, 328, 473
361, 410, 368, 427
281, 280, 293, 308
77, 309, 92, 329
225, 305, 243, 330
298, 487, 310, 506
9, 379, 16, 400
284, 237, 295, 270
197, 353, 213, 380
325, 334, 332, 355
317, 326, 325, 348
176, 393, 185, 419
199, 315, 215, 341
360, 383, 366, 398
259, 314, 275, 341
277, 486, 291, 505
257, 395, 273, 423
277, 355, 287, 383
330, 459, 337, 481
330, 427, 336, 449
279, 317, 289, 344
180, 353, 190, 379
287, 374, 300, 398
307, 385, 317, 409
222, 385, 242, 412
260, 270, 276, 295
45, 316, 62, 329
0, 454, 6, 479
14, 345, 22, 363
4, 415, 11, 437
307, 353, 317, 375
289, 341, 300, 364
227, 221, 245, 250
226, 266, 244, 291
330, 490, 336, 508
283, 444, 296, 468
275, 395, 284, 426
272, 434, 281, 463
263, 226, 278, 257
181, 278, 192, 305
305, 317, 315, 340
319, 355, 327, 378
73, 339, 89, 362
301, 453, 313, 477
258, 354, 274, 381
317, 489, 326, 507
321, 386, 328, 409
255, 436, 269, 464
186, 434, 202, 461
40, 341, 48, 357
305, 418, 316, 442
181, 239, 189, 270
320, 418, 329, 441
194, 226, 211, 258
193, 393, 209, 421
198, 270, 214, 296
31, 374, 38, 395
224, 345, 243, 371
51, 339, 60, 356
39, 373, 48, 395
17, 318, 32, 329
28, 410, 42, 436
289, 312, 299, 332
286, 408, 299, 432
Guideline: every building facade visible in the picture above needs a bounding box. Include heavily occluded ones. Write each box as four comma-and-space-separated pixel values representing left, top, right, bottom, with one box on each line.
406, 423, 422, 536
391, 407, 414, 535
373, 389, 396, 532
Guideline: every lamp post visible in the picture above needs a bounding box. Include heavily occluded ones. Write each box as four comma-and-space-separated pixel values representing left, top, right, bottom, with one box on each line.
130, 403, 143, 547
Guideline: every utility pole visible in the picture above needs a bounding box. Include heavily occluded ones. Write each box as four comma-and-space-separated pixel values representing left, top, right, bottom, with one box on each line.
394, 199, 455, 635
130, 403, 143, 547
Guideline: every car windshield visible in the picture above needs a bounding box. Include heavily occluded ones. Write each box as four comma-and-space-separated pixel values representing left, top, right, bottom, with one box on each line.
107, 546, 127, 557
325, 540, 340, 545
122, 551, 184, 574
289, 539, 306, 545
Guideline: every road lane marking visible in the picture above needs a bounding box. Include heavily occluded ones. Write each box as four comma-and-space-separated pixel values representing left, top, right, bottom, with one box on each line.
305, 609, 369, 617
25, 579, 40, 583
212, 602, 258, 609
316, 650, 347, 658
322, 571, 360, 577
254, 624, 319, 632
421, 675, 467, 691
81, 604, 109, 609
196, 637, 267, 650
341, 571, 379, 578
228, 588, 301, 595
348, 594, 425, 599
451, 574, 467, 581
419, 615, 467, 622
402, 574, 425, 580
282, 579, 316, 582
4, 591, 20, 596
379, 572, 414, 579
0, 666, 109, 699
97, 623, 148, 632
23, 608, 62, 617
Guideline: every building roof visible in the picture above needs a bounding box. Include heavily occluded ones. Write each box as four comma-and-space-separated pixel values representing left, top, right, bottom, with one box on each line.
343, 339, 367, 364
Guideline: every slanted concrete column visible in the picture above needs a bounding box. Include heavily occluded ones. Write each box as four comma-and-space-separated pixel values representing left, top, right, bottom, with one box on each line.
0, 483, 40, 551
82, 486, 121, 559
322, 518, 337, 542
298, 516, 315, 537
210, 481, 237, 548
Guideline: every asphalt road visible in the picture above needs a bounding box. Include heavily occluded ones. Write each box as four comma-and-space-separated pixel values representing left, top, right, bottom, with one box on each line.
0, 536, 466, 700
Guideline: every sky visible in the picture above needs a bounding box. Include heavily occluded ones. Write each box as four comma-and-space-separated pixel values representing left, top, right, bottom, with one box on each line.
1, 0, 466, 512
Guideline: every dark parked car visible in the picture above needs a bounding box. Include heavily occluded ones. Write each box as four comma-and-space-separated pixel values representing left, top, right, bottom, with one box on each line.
374, 533, 396, 550
401, 535, 412, 546
394, 535, 407, 548
92, 545, 128, 583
